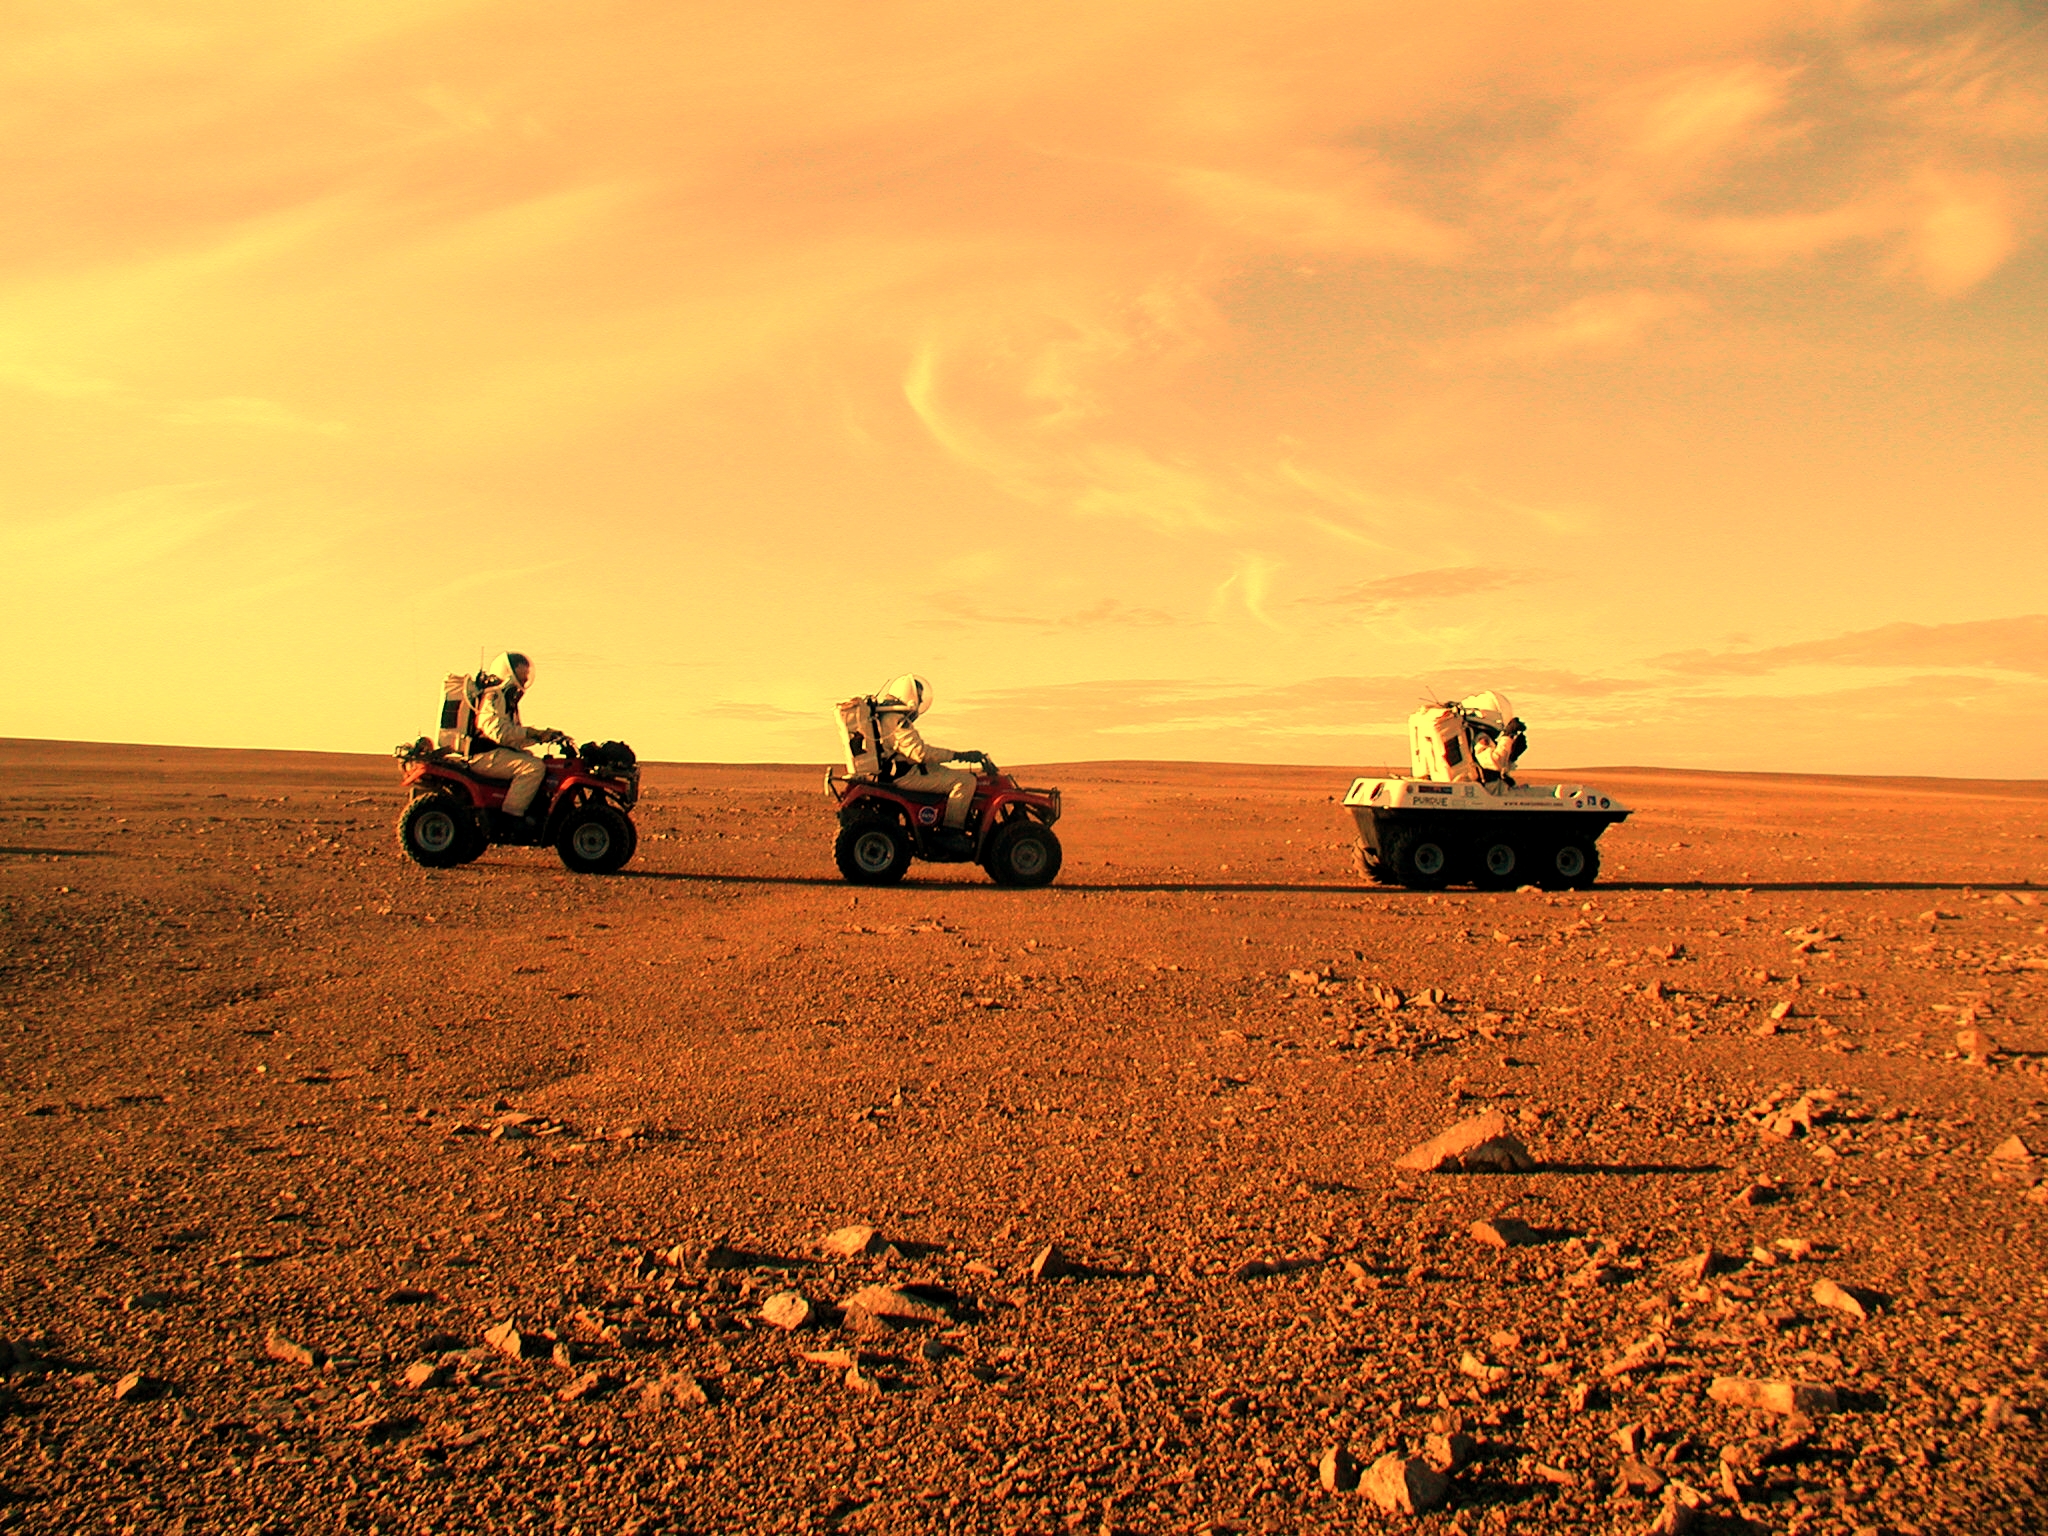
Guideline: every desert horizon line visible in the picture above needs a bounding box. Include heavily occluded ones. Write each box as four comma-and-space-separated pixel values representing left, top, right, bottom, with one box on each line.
6, 735, 2044, 792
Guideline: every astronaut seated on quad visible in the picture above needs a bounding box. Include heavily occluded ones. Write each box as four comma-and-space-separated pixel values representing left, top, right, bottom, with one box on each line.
1409, 691, 1529, 788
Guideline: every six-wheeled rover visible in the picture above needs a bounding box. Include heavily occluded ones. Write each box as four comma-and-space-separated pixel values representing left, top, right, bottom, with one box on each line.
393, 737, 641, 874
1344, 697, 1629, 889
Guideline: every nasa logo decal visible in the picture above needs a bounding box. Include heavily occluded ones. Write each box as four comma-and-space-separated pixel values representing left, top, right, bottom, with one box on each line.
918, 806, 939, 825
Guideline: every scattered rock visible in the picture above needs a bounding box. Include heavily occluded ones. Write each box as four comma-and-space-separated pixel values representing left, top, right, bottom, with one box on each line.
1603, 1335, 1667, 1378
483, 1320, 544, 1361
1771, 1236, 1817, 1262
558, 1370, 615, 1404
1663, 1248, 1715, 1283
1566, 1381, 1597, 1413
845, 1360, 883, 1396
1459, 1350, 1507, 1386
263, 1329, 322, 1369
699, 1241, 755, 1270
1649, 1482, 1709, 1535
401, 1360, 451, 1390
820, 1224, 885, 1259
842, 1284, 950, 1326
382, 1288, 435, 1306
112, 1371, 162, 1403
1532, 1462, 1577, 1487
1424, 1431, 1475, 1474
759, 1291, 813, 1331
800, 1349, 857, 1369
641, 1370, 715, 1409
1982, 1395, 2030, 1431
1362, 1453, 1449, 1514
1617, 1456, 1666, 1496
1393, 1109, 1535, 1174
1470, 1216, 1538, 1249
1811, 1278, 1869, 1320
1707, 1376, 1836, 1416
1027, 1242, 1070, 1282
1956, 1028, 1995, 1065
1318, 1445, 1360, 1493
1726, 1178, 1777, 1209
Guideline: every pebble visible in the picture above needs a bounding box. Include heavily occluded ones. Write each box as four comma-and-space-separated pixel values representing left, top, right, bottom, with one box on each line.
263, 1329, 322, 1369
558, 1370, 614, 1403
820, 1224, 885, 1259
641, 1370, 714, 1409
1470, 1216, 1538, 1249
1424, 1431, 1474, 1473
1707, 1376, 1837, 1416
1028, 1242, 1070, 1282
841, 1284, 950, 1326
402, 1360, 451, 1390
1957, 1028, 1994, 1065
759, 1291, 813, 1330
1362, 1453, 1449, 1514
1459, 1350, 1507, 1385
483, 1320, 543, 1361
1811, 1278, 1868, 1320
1393, 1108, 1535, 1173
1317, 1445, 1360, 1492
112, 1371, 162, 1403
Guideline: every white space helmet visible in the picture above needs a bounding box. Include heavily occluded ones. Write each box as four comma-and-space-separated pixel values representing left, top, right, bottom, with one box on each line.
877, 674, 933, 717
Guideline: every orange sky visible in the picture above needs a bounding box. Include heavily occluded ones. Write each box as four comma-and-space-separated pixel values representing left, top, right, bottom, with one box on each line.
6, 2, 2045, 775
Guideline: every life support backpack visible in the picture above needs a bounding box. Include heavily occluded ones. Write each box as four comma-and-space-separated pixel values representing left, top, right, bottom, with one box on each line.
836, 697, 883, 780
438, 671, 499, 753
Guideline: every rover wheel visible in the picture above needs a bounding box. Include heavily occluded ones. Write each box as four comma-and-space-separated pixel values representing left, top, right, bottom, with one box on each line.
556, 803, 634, 874
985, 820, 1062, 888
835, 820, 911, 885
1475, 839, 1522, 890
398, 795, 469, 869
1388, 832, 1452, 890
1540, 840, 1600, 890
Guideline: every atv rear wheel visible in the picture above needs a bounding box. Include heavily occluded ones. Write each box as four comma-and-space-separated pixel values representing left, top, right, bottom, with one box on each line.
398, 794, 471, 869
1474, 838, 1523, 890
556, 803, 635, 874
985, 819, 1062, 888
1539, 840, 1600, 891
835, 820, 911, 885
1386, 831, 1453, 890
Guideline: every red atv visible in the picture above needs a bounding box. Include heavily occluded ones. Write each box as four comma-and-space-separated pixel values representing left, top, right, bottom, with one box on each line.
392, 738, 641, 874
827, 759, 1063, 887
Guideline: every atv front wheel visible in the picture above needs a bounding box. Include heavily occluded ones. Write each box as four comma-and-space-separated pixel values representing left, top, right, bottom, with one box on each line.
398, 794, 471, 869
985, 820, 1062, 888
835, 820, 911, 885
556, 804, 635, 875
1386, 831, 1453, 890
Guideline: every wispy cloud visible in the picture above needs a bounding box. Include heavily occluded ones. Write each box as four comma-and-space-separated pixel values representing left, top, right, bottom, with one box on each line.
1302, 565, 1546, 613
1653, 615, 2048, 678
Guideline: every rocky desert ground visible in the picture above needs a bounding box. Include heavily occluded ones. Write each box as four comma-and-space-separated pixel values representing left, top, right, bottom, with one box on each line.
2, 738, 2044, 1536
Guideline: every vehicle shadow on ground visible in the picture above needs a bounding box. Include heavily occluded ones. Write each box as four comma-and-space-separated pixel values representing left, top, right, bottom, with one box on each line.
1535, 1161, 1731, 1176
620, 869, 2019, 896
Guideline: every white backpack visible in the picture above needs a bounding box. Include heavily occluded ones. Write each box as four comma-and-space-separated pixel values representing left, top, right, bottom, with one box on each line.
835, 696, 883, 780
438, 672, 498, 753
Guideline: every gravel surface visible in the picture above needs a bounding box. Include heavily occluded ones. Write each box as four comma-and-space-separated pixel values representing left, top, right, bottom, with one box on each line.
2, 740, 2044, 1535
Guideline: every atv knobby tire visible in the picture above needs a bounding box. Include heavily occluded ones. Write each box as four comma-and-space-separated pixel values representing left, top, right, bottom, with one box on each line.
835, 819, 911, 885
1385, 831, 1453, 890
399, 794, 472, 869
555, 803, 635, 875
984, 819, 1062, 888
